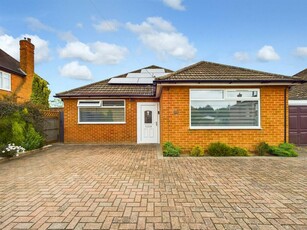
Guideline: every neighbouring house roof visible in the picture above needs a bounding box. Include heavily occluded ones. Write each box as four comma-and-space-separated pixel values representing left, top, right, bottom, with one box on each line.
56, 65, 172, 98
0, 49, 26, 76
155, 61, 305, 84
289, 69, 307, 100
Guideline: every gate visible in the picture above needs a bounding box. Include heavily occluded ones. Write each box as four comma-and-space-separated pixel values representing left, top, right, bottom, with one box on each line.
42, 110, 64, 143
289, 106, 307, 146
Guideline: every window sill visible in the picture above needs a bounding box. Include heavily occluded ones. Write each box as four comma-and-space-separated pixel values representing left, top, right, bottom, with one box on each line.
78, 122, 126, 125
0, 88, 11, 92
189, 126, 262, 130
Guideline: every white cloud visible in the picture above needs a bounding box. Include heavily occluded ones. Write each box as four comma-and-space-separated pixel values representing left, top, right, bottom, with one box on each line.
0, 27, 5, 35
234, 52, 249, 62
295, 47, 307, 57
59, 61, 92, 80
93, 20, 120, 32
0, 34, 50, 63
58, 31, 78, 42
59, 41, 128, 65
76, 23, 83, 28
162, 0, 185, 10
126, 17, 196, 60
257, 45, 280, 62
26, 17, 77, 42
26, 17, 54, 32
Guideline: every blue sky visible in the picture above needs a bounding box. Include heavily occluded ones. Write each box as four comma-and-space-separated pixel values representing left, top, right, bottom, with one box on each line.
0, 0, 306, 99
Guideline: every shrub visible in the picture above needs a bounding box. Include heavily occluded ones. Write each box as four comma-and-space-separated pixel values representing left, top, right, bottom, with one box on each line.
21, 125, 44, 150
269, 143, 298, 157
163, 142, 180, 157
0, 100, 45, 151
207, 142, 249, 156
255, 142, 271, 156
231, 147, 249, 156
0, 143, 25, 158
190, 145, 205, 157
207, 142, 233, 156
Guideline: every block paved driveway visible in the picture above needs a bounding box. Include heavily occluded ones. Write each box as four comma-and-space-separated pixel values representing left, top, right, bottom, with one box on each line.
0, 145, 306, 230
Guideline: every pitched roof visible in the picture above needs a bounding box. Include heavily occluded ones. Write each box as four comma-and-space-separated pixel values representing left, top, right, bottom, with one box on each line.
56, 65, 172, 98
156, 61, 304, 83
289, 69, 307, 100
0, 49, 26, 76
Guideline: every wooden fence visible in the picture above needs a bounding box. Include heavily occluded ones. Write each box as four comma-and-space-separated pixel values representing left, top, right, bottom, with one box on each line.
41, 110, 64, 143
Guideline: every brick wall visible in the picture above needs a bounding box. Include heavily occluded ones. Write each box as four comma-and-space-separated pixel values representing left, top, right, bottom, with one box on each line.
18, 39, 34, 102
160, 86, 288, 151
0, 73, 24, 100
63, 98, 158, 143
0, 39, 34, 103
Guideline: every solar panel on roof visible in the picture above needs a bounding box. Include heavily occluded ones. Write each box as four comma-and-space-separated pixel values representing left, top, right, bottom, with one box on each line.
108, 77, 154, 84
141, 68, 165, 73
127, 73, 152, 78
108, 78, 138, 84
137, 78, 154, 84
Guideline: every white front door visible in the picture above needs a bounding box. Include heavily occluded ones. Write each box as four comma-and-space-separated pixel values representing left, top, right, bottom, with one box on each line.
137, 103, 159, 144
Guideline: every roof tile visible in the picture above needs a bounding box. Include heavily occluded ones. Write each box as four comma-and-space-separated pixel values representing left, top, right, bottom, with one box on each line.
0, 49, 26, 76
156, 61, 303, 82
289, 69, 307, 100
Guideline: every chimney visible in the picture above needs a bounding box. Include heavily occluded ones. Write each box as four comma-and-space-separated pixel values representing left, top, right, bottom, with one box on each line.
19, 38, 35, 101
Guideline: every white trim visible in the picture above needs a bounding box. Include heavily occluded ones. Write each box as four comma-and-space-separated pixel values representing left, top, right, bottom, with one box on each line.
157, 83, 299, 86
78, 99, 126, 124
78, 100, 101, 107
289, 100, 307, 106
137, 102, 160, 144
189, 88, 261, 129
0, 71, 11, 91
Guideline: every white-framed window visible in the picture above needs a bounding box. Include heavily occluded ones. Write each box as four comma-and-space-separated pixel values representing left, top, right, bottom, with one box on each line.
0, 71, 11, 91
190, 89, 260, 129
78, 100, 125, 124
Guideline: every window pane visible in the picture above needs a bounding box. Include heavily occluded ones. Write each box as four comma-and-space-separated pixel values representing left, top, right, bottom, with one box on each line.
227, 90, 258, 98
190, 90, 223, 100
3, 73, 10, 90
191, 100, 258, 127
144, 110, 152, 124
80, 108, 124, 122
78, 101, 100, 106
103, 100, 124, 107
0, 72, 2, 88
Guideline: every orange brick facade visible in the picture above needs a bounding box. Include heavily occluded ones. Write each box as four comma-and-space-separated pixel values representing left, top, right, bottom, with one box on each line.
63, 98, 158, 143
63, 86, 289, 151
160, 86, 288, 151
0, 73, 25, 101
0, 39, 34, 103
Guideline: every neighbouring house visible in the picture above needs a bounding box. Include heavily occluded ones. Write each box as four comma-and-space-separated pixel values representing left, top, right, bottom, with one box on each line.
0, 38, 35, 102
56, 61, 305, 151
289, 69, 307, 146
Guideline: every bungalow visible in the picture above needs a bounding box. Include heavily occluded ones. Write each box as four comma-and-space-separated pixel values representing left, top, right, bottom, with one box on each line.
0, 38, 34, 102
56, 61, 304, 151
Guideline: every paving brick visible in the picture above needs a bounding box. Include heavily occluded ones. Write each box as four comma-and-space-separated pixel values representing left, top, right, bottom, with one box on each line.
0, 144, 306, 230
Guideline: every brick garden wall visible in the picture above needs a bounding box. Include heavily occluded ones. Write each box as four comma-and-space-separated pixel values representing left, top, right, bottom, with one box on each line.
63, 98, 158, 143
160, 86, 289, 151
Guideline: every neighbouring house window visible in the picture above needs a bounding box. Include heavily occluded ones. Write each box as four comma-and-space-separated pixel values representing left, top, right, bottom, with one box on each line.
190, 89, 260, 129
0, 71, 11, 91
78, 100, 125, 124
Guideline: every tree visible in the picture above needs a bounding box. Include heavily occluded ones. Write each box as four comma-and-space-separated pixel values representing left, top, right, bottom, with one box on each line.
30, 73, 51, 109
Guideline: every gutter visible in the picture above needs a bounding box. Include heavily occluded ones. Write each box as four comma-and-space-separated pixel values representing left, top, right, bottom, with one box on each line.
54, 94, 157, 99
0, 66, 27, 77
154, 79, 306, 84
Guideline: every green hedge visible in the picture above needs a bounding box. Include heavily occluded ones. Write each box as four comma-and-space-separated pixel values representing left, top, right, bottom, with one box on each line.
0, 100, 45, 157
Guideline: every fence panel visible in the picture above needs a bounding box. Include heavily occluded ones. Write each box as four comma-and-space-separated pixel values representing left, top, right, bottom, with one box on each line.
42, 110, 63, 143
